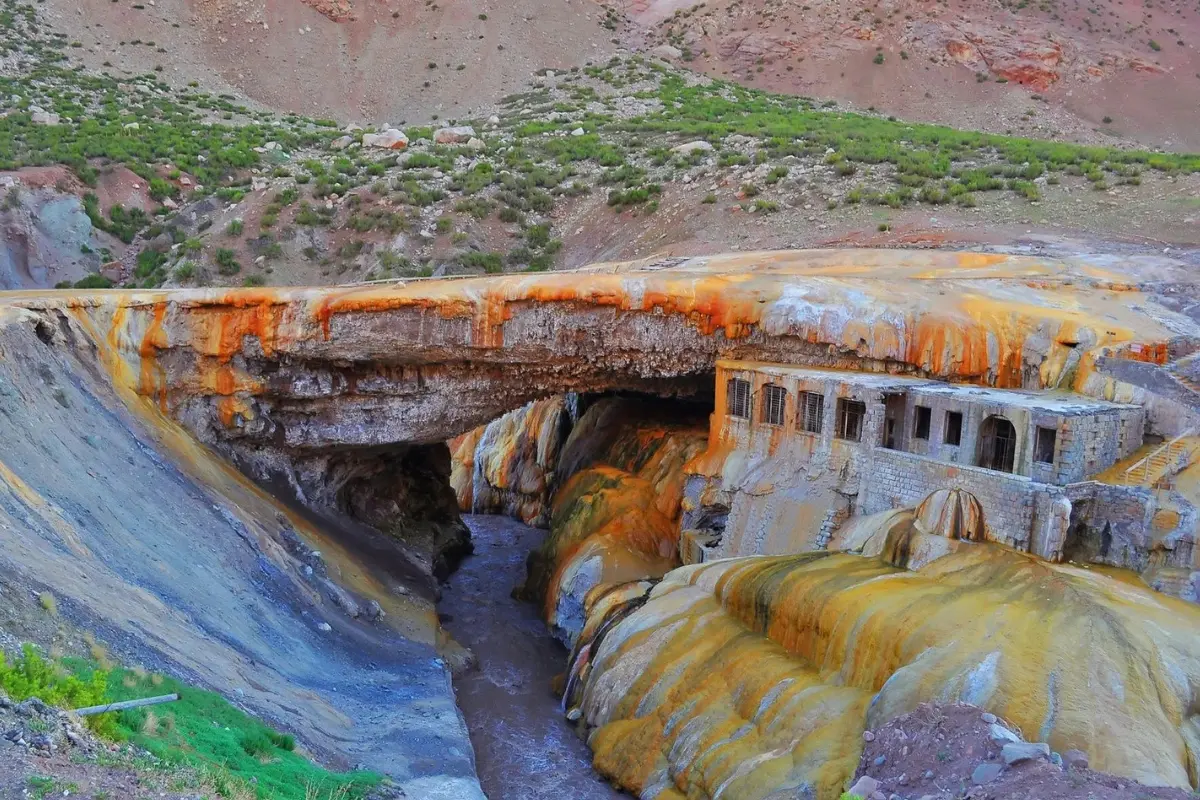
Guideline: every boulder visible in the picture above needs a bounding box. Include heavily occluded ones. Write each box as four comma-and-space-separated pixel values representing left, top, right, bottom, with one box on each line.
971, 762, 1003, 784
1002, 742, 1050, 765
671, 140, 714, 155
330, 135, 354, 150
653, 44, 683, 59
989, 723, 1021, 743
100, 262, 124, 283
1062, 749, 1089, 770
466, 137, 486, 151
362, 129, 409, 150
30, 107, 60, 126
434, 125, 476, 145
847, 776, 879, 797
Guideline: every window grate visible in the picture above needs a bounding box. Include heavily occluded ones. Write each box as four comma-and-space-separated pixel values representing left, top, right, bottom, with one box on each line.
835, 399, 866, 442
762, 384, 787, 426
798, 391, 824, 434
727, 378, 751, 419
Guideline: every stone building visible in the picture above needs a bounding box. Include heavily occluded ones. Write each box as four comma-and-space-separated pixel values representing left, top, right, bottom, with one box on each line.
681, 361, 1197, 598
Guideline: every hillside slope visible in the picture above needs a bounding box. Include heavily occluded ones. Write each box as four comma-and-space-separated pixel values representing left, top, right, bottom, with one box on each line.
618, 0, 1200, 150
40, 0, 618, 126
0, 305, 484, 799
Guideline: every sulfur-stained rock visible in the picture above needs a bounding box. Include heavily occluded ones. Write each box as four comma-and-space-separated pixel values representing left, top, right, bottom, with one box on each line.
516, 397, 707, 644
570, 546, 1200, 798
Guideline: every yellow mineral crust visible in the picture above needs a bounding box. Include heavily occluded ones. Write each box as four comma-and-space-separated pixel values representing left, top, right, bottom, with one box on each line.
450, 397, 569, 523
538, 420, 707, 635
578, 546, 1200, 799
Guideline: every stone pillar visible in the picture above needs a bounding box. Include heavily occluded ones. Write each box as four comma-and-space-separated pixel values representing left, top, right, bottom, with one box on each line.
1031, 490, 1072, 562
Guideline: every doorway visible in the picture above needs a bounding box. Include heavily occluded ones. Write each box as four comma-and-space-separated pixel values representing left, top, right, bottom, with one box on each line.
976, 415, 1017, 473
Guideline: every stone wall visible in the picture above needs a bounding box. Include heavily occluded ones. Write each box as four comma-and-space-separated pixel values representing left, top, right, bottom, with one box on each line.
861, 448, 1040, 548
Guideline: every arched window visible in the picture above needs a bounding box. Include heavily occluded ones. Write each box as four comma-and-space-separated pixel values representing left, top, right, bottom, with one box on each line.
727, 378, 751, 419
977, 415, 1017, 473
762, 384, 787, 426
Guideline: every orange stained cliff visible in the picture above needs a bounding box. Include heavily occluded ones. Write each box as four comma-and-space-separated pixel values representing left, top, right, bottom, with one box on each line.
3, 249, 1188, 440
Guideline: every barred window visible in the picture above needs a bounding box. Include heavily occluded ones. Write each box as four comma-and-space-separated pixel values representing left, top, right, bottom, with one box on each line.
797, 391, 824, 434
762, 384, 787, 426
835, 399, 866, 442
727, 378, 751, 419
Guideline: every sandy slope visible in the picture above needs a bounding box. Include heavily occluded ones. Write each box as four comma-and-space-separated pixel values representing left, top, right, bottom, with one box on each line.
41, 0, 618, 126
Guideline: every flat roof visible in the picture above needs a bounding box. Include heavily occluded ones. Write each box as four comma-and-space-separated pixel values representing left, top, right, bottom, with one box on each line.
717, 360, 1141, 414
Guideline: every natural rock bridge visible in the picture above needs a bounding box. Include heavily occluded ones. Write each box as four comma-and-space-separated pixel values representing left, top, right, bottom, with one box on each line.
10, 249, 1194, 453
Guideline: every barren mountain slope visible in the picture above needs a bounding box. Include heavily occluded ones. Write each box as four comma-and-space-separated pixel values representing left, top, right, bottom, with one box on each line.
617, 0, 1200, 150
41, 0, 618, 126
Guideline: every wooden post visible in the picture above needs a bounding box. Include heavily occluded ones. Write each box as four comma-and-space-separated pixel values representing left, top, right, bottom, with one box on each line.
73, 693, 179, 717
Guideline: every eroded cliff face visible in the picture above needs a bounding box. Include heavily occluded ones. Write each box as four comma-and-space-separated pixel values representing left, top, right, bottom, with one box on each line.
449, 396, 573, 527
517, 397, 709, 644
0, 307, 485, 799
450, 393, 711, 643
566, 545, 1200, 799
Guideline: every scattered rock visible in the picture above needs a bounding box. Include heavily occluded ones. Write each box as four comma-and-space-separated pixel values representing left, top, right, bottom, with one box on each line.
433, 125, 476, 145
362, 129, 409, 150
989, 723, 1020, 743
971, 762, 1003, 784
1002, 742, 1050, 765
848, 775, 880, 797
672, 140, 714, 155
862, 730, 875, 742
29, 107, 60, 126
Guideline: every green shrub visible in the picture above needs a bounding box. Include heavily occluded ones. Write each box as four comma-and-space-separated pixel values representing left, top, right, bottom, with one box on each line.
225, 219, 244, 236
458, 251, 504, 273
215, 248, 240, 275
73, 274, 115, 289
0, 645, 115, 736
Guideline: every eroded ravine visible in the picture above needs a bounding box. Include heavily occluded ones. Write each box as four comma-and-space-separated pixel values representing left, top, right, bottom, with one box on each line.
439, 514, 625, 800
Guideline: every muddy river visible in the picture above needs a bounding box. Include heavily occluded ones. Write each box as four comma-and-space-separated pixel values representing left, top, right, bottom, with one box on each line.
439, 514, 625, 800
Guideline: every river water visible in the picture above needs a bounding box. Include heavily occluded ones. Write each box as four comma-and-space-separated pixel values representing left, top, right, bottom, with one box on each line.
440, 514, 625, 800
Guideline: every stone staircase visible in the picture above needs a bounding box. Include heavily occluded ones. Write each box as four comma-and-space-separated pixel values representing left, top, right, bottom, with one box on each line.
1117, 430, 1198, 488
